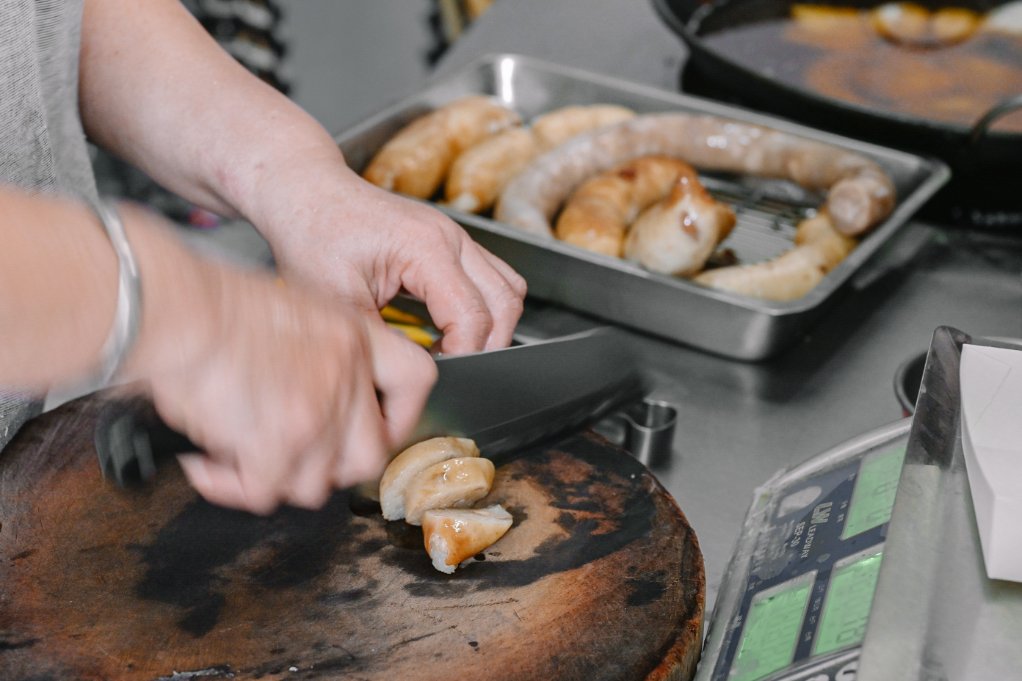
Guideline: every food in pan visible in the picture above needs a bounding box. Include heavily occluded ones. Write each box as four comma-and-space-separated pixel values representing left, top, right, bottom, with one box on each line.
623, 168, 737, 276
444, 104, 636, 214
554, 156, 697, 257
362, 95, 521, 198
421, 504, 514, 574
694, 212, 856, 300
496, 113, 894, 239
403, 456, 496, 526
700, 2, 1022, 132
870, 3, 980, 47
379, 436, 480, 521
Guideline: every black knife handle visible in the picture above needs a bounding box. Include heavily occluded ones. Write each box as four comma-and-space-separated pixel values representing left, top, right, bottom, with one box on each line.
94, 397, 200, 487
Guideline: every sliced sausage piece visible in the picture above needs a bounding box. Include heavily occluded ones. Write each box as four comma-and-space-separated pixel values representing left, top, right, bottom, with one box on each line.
379, 437, 480, 521
422, 504, 513, 574
403, 457, 495, 526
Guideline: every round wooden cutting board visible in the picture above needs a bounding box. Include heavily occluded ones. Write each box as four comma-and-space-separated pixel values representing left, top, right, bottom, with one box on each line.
0, 395, 704, 681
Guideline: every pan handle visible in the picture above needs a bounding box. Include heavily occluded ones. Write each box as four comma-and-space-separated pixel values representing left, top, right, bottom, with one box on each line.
969, 94, 1022, 147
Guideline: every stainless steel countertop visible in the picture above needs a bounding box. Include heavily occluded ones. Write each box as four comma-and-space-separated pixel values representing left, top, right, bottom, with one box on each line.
435, 0, 1022, 613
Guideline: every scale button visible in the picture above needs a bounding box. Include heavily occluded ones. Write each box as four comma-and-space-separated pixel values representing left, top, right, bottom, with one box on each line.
777, 486, 822, 517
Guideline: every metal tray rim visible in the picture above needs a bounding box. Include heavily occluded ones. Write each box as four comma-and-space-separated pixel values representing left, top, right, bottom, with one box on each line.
335, 52, 950, 350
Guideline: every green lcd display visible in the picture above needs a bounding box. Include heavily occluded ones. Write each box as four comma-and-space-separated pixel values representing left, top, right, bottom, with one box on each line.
813, 549, 884, 655
731, 574, 814, 681
841, 446, 906, 539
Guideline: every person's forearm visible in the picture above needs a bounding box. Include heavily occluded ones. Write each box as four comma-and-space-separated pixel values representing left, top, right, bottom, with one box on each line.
77, 0, 526, 354
0, 188, 215, 391
79, 0, 347, 227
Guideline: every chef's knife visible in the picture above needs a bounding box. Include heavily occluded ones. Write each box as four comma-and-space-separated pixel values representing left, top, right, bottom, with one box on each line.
94, 327, 646, 487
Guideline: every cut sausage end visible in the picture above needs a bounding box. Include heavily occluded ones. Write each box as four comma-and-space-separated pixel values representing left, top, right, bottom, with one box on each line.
403, 457, 496, 526
422, 505, 514, 573
379, 437, 480, 521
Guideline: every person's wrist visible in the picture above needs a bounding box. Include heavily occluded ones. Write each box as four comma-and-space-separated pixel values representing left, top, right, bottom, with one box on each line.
86, 198, 143, 387
114, 205, 225, 384
243, 145, 356, 237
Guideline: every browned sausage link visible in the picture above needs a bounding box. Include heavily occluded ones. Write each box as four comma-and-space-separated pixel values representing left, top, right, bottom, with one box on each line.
530, 104, 636, 151
444, 105, 636, 215
623, 167, 737, 276
555, 156, 695, 257
495, 113, 895, 237
445, 128, 538, 214
363, 96, 521, 199
692, 212, 856, 301
826, 167, 896, 236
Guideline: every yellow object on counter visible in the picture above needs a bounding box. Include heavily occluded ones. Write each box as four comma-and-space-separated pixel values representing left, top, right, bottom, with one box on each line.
380, 304, 437, 348
386, 322, 436, 349
380, 305, 428, 327
271, 283, 434, 346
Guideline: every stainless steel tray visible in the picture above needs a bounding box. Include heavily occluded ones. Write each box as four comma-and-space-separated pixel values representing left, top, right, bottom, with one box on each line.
334, 54, 950, 360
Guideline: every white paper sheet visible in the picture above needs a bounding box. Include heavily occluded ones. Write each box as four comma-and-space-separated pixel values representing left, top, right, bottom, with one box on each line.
960, 344, 1022, 582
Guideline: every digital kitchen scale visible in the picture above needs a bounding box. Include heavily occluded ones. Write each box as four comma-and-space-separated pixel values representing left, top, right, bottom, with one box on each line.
697, 419, 910, 681
696, 328, 1022, 681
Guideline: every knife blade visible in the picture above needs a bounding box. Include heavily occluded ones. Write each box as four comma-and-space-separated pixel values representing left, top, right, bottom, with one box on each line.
406, 327, 646, 456
94, 327, 646, 487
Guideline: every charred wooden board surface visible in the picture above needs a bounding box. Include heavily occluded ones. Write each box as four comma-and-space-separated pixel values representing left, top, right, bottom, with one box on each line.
0, 395, 704, 681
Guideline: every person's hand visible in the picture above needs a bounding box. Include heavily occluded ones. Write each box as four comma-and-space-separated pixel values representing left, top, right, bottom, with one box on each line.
77, 0, 523, 353
250, 154, 527, 355
139, 264, 437, 514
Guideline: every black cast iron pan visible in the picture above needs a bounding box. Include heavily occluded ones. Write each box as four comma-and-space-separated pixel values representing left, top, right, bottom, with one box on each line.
653, 0, 1022, 228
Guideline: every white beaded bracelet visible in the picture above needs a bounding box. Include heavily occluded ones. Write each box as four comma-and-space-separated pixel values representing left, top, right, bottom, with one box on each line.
91, 199, 142, 387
